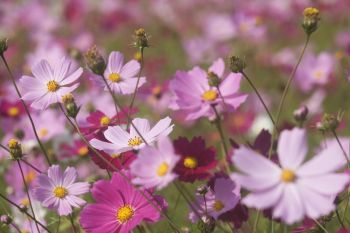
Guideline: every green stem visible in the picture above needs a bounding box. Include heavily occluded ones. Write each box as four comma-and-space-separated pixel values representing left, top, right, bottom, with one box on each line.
127, 47, 144, 129
100, 74, 121, 124
17, 160, 41, 233
0, 54, 51, 166
335, 208, 346, 229
252, 211, 261, 233
56, 216, 61, 233
69, 214, 78, 233
332, 130, 350, 166
313, 219, 329, 233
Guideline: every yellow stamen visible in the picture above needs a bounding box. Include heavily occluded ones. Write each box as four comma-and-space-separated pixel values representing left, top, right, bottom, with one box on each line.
100, 116, 110, 126
21, 230, 30, 233
111, 153, 121, 158
20, 198, 29, 207
8, 138, 19, 149
8, 107, 19, 117
108, 73, 121, 83
151, 86, 162, 97
281, 169, 296, 183
303, 7, 320, 18
157, 162, 169, 177
128, 137, 143, 147
78, 146, 89, 156
53, 186, 68, 198
202, 90, 218, 101
116, 205, 134, 223
313, 70, 324, 80
46, 80, 60, 92
213, 200, 225, 212
183, 156, 198, 169
39, 128, 48, 138
24, 170, 36, 184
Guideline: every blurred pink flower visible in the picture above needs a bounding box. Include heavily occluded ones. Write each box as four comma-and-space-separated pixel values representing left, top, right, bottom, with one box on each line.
231, 128, 349, 224
103, 51, 146, 94
20, 57, 83, 110
90, 117, 174, 154
169, 58, 247, 120
34, 165, 90, 216
130, 137, 179, 190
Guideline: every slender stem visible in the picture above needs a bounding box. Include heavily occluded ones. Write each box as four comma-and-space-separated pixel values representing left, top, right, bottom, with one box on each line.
0, 193, 51, 232
212, 105, 230, 173
269, 221, 274, 233
0, 143, 9, 152
69, 214, 78, 233
56, 216, 61, 233
332, 130, 350, 166
17, 160, 41, 233
268, 35, 310, 160
58, 105, 180, 232
313, 219, 329, 233
100, 74, 121, 124
241, 71, 276, 128
335, 208, 346, 229
0, 54, 51, 166
98, 75, 148, 145
252, 211, 261, 233
10, 222, 22, 233
20, 159, 43, 173
127, 47, 144, 128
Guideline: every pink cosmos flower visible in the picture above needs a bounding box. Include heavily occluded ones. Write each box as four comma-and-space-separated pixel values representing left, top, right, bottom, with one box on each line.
33, 165, 90, 216
231, 128, 349, 224
20, 57, 83, 110
90, 117, 174, 154
130, 137, 180, 190
189, 177, 240, 221
104, 51, 146, 95
169, 58, 248, 120
80, 172, 165, 233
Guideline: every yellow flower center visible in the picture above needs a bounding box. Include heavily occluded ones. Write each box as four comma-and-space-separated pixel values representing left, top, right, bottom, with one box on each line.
78, 146, 89, 156
108, 73, 121, 83
20, 198, 29, 207
213, 200, 225, 212
202, 90, 218, 101
128, 137, 143, 147
100, 116, 110, 126
335, 51, 345, 60
116, 205, 134, 223
39, 128, 48, 138
46, 80, 60, 92
303, 7, 319, 18
313, 70, 324, 80
8, 138, 19, 149
24, 170, 37, 184
157, 162, 169, 177
111, 153, 121, 158
53, 186, 68, 198
151, 86, 162, 96
8, 107, 19, 117
21, 230, 30, 233
183, 156, 198, 169
281, 169, 296, 183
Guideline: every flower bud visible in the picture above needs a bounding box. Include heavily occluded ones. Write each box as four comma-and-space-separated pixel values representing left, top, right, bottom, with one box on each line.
84, 45, 106, 75
0, 215, 12, 225
229, 56, 246, 73
19, 204, 28, 212
207, 72, 221, 87
197, 215, 216, 233
293, 105, 308, 123
0, 38, 8, 55
8, 138, 22, 160
62, 93, 80, 119
133, 28, 149, 49
316, 113, 342, 132
302, 7, 320, 35
14, 129, 25, 140
196, 185, 209, 196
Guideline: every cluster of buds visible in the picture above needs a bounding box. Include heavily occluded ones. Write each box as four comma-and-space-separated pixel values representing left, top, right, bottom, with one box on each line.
302, 7, 320, 35
0, 38, 8, 55
133, 28, 149, 50
8, 138, 22, 160
62, 93, 80, 118
229, 55, 246, 73
197, 215, 216, 233
316, 112, 342, 132
196, 185, 209, 196
84, 45, 106, 76
293, 105, 309, 125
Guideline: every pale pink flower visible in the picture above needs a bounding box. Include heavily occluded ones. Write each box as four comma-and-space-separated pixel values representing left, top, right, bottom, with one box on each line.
231, 128, 349, 224
20, 57, 83, 110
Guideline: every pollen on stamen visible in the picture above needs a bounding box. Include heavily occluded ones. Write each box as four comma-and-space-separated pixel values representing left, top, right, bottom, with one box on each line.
53, 186, 68, 199
108, 73, 121, 83
202, 90, 218, 101
47, 80, 60, 92
116, 205, 134, 223
128, 137, 143, 147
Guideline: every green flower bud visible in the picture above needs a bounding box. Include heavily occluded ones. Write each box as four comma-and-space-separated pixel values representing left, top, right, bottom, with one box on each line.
197, 215, 216, 233
302, 7, 320, 35
84, 45, 106, 75
229, 56, 246, 73
8, 138, 22, 160
0, 38, 8, 55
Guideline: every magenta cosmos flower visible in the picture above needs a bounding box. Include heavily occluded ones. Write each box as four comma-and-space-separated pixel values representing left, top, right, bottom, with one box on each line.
231, 128, 349, 224
189, 177, 240, 221
20, 57, 83, 110
33, 165, 90, 216
80, 172, 165, 233
130, 137, 180, 190
174, 137, 217, 183
90, 117, 174, 154
104, 51, 146, 95
169, 58, 248, 120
